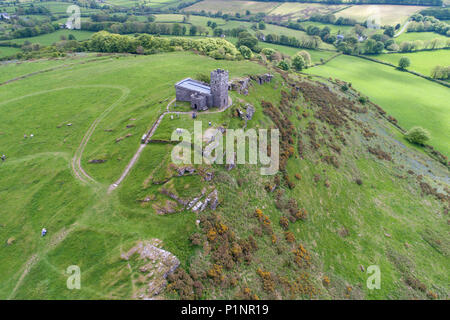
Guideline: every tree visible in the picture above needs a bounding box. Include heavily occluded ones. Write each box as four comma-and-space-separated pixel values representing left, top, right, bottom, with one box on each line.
398, 57, 411, 70
261, 47, 276, 61
298, 50, 311, 66
236, 31, 258, 51
258, 21, 266, 30
292, 53, 305, 71
404, 127, 430, 145
277, 60, 290, 71
189, 25, 197, 36
431, 65, 450, 80
172, 23, 182, 36
384, 26, 395, 37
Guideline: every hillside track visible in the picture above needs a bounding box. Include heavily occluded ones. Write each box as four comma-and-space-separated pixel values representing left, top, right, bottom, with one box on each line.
0, 56, 115, 87
7, 226, 73, 300
71, 85, 130, 185
0, 85, 130, 185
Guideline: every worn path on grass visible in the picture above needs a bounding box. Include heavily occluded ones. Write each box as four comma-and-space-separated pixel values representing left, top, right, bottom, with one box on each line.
108, 96, 233, 193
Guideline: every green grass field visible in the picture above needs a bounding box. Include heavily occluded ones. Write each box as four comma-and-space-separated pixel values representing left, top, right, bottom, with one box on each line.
183, 0, 279, 15
376, 50, 450, 77
39, 1, 101, 15
4, 30, 95, 46
395, 32, 450, 44
303, 21, 354, 34
304, 54, 450, 156
0, 46, 20, 58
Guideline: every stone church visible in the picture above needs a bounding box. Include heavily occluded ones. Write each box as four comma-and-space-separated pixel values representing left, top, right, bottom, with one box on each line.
174, 69, 229, 111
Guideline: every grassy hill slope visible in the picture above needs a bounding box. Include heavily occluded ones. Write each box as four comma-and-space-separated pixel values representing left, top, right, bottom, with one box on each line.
304, 54, 450, 157
0, 52, 448, 300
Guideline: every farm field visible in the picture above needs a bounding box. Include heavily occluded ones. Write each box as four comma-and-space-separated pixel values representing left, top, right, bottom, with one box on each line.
103, 0, 139, 7
302, 21, 354, 34
2, 30, 95, 46
335, 5, 429, 26
154, 13, 226, 27
0, 46, 20, 58
268, 2, 346, 21
183, 0, 279, 15
375, 50, 450, 78
395, 32, 450, 44
304, 54, 450, 156
39, 1, 101, 15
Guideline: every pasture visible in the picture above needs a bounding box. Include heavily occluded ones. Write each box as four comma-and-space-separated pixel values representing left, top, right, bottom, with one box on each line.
335, 5, 428, 26
182, 0, 279, 15
395, 32, 450, 45
268, 2, 346, 21
376, 50, 450, 77
304, 54, 450, 156
0, 46, 20, 58
3, 30, 95, 46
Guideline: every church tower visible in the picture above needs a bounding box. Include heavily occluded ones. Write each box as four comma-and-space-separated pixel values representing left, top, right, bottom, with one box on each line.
210, 69, 229, 108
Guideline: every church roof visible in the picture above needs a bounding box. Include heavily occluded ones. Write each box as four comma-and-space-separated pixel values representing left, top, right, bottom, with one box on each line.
175, 78, 211, 95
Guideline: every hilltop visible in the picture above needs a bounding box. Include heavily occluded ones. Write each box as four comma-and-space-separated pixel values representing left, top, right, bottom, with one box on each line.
0, 51, 448, 299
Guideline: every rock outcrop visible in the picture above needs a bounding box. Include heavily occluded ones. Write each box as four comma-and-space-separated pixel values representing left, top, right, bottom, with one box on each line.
121, 239, 180, 299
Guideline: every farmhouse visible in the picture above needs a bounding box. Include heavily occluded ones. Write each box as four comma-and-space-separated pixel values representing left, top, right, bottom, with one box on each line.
175, 69, 229, 111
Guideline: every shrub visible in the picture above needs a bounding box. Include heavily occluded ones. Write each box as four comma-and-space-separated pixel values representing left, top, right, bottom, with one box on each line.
292, 53, 306, 71
279, 217, 290, 230
189, 233, 202, 246
405, 126, 431, 145
277, 60, 290, 71
261, 47, 276, 61
238, 45, 252, 59
285, 231, 295, 243
358, 96, 367, 104
322, 276, 330, 287
195, 73, 210, 84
